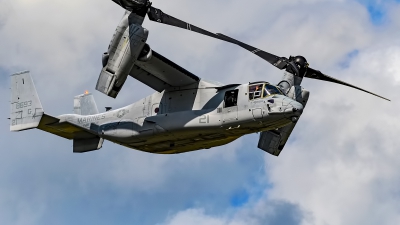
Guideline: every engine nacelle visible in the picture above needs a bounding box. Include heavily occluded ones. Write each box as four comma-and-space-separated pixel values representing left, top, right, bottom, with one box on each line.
102, 52, 109, 68
286, 85, 310, 107
96, 12, 149, 98
137, 43, 152, 62
278, 72, 303, 94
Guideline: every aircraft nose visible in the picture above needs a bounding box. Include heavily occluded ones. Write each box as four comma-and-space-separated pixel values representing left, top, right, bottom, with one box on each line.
289, 101, 304, 117
280, 98, 304, 121
267, 96, 304, 120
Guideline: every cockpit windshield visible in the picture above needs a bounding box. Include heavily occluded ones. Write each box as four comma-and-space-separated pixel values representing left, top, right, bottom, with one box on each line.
249, 83, 282, 100
263, 84, 282, 96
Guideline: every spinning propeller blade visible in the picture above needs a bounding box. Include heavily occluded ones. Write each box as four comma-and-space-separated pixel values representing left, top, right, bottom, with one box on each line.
112, 0, 148, 12
147, 7, 224, 41
147, 7, 284, 68
304, 68, 390, 101
114, 1, 389, 101
213, 33, 283, 68
212, 34, 390, 101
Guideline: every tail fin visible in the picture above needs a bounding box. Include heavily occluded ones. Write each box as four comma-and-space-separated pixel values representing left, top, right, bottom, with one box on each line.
10, 71, 44, 131
74, 93, 99, 115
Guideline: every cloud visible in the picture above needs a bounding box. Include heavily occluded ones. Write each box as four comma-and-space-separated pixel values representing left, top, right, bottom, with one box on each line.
1, 0, 400, 225
159, 200, 304, 225
264, 41, 400, 225
0, 1, 12, 30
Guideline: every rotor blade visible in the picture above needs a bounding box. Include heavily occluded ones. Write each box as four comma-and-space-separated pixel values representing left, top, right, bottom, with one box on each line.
147, 7, 285, 68
215, 34, 390, 101
147, 6, 389, 101
214, 33, 282, 67
112, 0, 147, 11
148, 7, 223, 40
305, 68, 390, 101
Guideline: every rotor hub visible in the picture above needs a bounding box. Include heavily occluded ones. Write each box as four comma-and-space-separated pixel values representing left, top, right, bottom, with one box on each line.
293, 56, 308, 68
286, 55, 309, 77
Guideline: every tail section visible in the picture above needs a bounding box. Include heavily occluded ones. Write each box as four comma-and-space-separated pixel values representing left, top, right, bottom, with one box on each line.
73, 92, 104, 153
10, 72, 104, 153
10, 71, 44, 131
74, 92, 99, 115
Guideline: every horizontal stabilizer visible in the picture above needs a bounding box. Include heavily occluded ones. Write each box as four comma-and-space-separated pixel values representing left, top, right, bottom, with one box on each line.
38, 114, 97, 140
38, 114, 104, 152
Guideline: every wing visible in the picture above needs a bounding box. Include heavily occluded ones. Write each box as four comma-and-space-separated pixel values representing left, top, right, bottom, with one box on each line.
130, 50, 200, 92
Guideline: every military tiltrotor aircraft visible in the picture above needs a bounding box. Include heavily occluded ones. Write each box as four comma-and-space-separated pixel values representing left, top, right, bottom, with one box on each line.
10, 0, 390, 156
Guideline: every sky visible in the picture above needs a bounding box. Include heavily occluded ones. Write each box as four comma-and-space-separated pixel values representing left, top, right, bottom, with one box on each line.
1, 0, 400, 224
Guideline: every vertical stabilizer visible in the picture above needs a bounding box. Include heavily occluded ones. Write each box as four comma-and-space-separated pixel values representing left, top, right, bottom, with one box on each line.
10, 71, 44, 131
74, 93, 99, 115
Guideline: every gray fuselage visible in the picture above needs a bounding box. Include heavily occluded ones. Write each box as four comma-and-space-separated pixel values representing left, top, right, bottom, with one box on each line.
58, 80, 303, 154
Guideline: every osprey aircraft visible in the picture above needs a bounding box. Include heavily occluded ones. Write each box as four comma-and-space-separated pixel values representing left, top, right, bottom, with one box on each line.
10, 0, 389, 156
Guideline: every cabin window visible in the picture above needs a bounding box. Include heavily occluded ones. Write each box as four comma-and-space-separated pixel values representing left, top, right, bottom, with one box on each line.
248, 84, 263, 100
224, 90, 239, 108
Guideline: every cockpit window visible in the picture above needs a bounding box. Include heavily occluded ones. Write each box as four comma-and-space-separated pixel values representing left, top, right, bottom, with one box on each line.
249, 83, 282, 100
263, 84, 282, 97
249, 84, 263, 100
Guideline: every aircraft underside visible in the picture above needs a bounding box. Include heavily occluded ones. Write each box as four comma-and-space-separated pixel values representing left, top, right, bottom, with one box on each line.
114, 116, 293, 154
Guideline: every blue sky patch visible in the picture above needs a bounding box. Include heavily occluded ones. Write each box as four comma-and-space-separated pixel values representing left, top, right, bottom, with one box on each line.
367, 3, 385, 24
339, 49, 360, 69
262, 201, 304, 225
357, 0, 400, 25
0, 67, 11, 88
230, 189, 250, 207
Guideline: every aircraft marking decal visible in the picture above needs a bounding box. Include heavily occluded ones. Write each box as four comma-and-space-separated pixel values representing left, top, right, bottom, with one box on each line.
15, 101, 32, 109
78, 115, 106, 124
199, 115, 210, 124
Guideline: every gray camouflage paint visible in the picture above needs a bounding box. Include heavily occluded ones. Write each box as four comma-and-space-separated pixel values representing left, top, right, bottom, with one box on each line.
11, 72, 303, 154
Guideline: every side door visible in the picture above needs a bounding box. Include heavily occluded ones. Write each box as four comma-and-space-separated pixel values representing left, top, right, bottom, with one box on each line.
222, 89, 239, 123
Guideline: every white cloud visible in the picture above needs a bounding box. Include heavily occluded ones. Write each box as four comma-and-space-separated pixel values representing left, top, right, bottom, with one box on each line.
265, 41, 400, 225
1, 0, 400, 225
156, 1, 400, 225
159, 200, 305, 225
